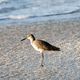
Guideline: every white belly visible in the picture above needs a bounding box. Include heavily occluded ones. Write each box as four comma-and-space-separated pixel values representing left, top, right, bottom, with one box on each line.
31, 43, 42, 52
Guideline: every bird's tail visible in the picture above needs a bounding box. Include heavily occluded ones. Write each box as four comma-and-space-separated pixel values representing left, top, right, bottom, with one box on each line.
52, 46, 60, 51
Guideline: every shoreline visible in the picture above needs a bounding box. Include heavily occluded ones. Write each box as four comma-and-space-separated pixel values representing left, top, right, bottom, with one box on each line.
0, 17, 80, 27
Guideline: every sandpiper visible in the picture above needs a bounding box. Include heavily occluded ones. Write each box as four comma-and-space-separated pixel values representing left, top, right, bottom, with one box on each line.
21, 34, 60, 67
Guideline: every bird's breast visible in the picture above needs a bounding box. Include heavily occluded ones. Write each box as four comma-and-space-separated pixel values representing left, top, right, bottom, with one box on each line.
31, 42, 43, 52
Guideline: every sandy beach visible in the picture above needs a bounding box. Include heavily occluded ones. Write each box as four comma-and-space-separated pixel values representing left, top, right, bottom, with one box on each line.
0, 20, 80, 80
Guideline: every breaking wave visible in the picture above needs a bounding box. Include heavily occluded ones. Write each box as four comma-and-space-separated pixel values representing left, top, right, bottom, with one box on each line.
0, 0, 80, 24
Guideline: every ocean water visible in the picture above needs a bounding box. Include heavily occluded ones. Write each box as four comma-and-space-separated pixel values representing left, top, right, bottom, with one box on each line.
0, 0, 80, 25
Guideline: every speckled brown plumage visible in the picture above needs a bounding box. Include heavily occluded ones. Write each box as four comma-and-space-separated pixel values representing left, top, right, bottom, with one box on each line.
32, 40, 60, 51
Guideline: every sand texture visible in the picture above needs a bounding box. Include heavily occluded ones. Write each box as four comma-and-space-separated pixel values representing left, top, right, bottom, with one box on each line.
0, 20, 80, 80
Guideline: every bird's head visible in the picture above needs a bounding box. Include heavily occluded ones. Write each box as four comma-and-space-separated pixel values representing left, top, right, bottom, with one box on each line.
21, 34, 35, 41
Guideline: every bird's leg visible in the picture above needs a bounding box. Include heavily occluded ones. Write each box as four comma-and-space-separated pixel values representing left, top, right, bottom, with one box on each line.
41, 52, 44, 67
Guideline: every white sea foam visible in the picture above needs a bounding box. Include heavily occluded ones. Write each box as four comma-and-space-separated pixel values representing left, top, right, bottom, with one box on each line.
8, 15, 28, 19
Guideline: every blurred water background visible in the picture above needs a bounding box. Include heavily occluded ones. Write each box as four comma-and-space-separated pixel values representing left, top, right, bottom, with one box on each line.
0, 0, 80, 25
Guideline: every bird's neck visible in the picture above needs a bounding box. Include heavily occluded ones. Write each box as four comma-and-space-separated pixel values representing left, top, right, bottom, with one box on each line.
29, 38, 35, 43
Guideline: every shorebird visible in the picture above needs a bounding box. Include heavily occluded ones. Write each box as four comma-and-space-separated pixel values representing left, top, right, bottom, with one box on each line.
21, 34, 60, 67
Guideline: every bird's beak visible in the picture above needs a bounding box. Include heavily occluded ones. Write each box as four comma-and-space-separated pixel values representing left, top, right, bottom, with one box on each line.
21, 37, 26, 41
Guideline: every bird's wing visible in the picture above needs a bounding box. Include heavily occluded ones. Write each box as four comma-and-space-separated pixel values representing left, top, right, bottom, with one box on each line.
33, 40, 60, 51
33, 40, 53, 50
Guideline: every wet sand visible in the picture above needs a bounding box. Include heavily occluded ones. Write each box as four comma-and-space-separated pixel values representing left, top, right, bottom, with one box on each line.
0, 20, 80, 80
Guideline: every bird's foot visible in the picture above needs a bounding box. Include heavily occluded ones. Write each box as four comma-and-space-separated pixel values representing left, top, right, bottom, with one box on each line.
40, 64, 44, 67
